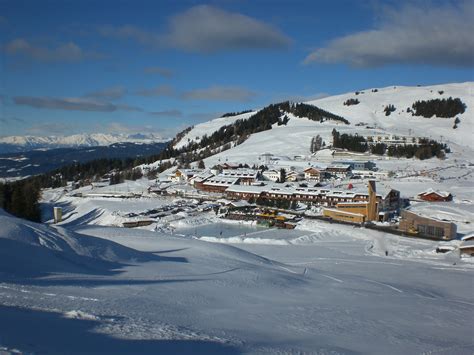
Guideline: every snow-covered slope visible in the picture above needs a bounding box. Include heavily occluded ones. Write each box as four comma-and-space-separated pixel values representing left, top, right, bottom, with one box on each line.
0, 209, 156, 278
173, 82, 473, 163
308, 82, 473, 149
0, 133, 167, 153
174, 111, 257, 150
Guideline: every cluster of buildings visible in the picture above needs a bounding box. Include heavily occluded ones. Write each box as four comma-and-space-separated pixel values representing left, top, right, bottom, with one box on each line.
365, 134, 427, 147
161, 161, 458, 241
168, 159, 380, 189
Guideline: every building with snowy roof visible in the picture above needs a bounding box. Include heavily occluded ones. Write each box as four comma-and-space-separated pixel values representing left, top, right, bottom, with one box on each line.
417, 189, 453, 202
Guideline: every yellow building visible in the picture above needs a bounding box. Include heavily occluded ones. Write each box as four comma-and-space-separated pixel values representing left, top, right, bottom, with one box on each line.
322, 180, 378, 224
322, 208, 366, 224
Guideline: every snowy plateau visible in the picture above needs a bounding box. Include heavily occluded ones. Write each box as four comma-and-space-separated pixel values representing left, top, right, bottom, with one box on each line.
1, 83, 473, 354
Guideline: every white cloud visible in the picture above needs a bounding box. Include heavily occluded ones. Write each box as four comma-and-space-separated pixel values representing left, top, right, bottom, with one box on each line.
304, 2, 474, 67
13, 96, 142, 112
163, 5, 291, 52
98, 5, 290, 53
4, 38, 103, 62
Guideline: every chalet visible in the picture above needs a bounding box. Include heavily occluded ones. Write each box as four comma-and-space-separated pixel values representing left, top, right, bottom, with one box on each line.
326, 164, 352, 179
417, 189, 453, 202
262, 170, 281, 182
170, 168, 203, 183
399, 210, 457, 240
286, 170, 304, 182
459, 240, 474, 256
304, 167, 325, 182
219, 162, 240, 170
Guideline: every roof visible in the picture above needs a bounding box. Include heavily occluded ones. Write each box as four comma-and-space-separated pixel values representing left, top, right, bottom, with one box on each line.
460, 239, 474, 249
418, 188, 451, 198
226, 184, 268, 194
220, 169, 259, 178
327, 164, 351, 170
203, 176, 240, 187
193, 170, 215, 183
304, 167, 322, 173
227, 200, 253, 208
323, 208, 365, 217
177, 168, 203, 176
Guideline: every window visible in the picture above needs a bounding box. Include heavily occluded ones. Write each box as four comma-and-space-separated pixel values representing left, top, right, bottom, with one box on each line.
435, 227, 444, 237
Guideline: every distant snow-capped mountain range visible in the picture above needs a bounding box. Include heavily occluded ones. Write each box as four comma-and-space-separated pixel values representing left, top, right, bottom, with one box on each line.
0, 133, 168, 153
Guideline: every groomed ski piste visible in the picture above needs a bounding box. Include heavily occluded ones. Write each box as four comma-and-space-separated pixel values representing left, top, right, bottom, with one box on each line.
1, 83, 473, 354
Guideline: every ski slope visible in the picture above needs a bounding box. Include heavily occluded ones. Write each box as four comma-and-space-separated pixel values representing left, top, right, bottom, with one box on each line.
0, 207, 473, 354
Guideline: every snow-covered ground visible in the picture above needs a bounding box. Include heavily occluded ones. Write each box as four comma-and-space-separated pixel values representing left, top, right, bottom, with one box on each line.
1, 206, 473, 354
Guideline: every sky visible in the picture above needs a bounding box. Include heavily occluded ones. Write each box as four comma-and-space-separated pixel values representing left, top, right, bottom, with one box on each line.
0, 0, 473, 138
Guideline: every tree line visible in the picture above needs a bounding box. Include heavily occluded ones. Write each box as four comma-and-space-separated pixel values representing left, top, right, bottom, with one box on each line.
410, 97, 466, 118
332, 129, 448, 160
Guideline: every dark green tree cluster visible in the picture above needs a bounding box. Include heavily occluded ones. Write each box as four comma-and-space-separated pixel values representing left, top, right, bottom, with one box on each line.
386, 139, 448, 160
384, 104, 396, 116
343, 98, 360, 106
453, 117, 461, 129
0, 180, 41, 222
221, 110, 253, 118
109, 168, 143, 185
370, 143, 387, 155
411, 97, 466, 118
255, 197, 291, 209
332, 129, 368, 152
277, 115, 289, 126
280, 102, 350, 124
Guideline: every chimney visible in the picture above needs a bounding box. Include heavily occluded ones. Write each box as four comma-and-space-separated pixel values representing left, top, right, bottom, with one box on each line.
53, 207, 62, 224
367, 180, 378, 221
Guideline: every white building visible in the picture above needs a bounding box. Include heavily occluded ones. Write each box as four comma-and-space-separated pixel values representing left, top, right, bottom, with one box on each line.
262, 169, 281, 182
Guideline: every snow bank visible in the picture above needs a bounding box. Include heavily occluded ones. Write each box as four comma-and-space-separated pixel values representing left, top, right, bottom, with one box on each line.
0, 209, 157, 278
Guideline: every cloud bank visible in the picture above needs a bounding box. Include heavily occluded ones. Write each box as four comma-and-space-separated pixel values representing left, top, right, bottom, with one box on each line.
13, 96, 141, 112
99, 5, 290, 53
304, 2, 474, 67
4, 38, 102, 62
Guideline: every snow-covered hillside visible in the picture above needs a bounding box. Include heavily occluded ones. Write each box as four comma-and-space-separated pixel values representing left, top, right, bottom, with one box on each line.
173, 82, 473, 164
174, 110, 257, 150
308, 82, 473, 148
0, 133, 167, 153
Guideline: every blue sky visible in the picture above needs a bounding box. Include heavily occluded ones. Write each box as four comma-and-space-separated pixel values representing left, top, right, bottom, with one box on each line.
0, 0, 473, 137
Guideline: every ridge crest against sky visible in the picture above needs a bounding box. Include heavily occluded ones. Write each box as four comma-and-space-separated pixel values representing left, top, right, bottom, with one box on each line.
0, 1, 472, 137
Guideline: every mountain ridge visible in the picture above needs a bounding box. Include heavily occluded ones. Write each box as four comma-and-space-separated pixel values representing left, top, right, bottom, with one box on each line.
0, 132, 168, 154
